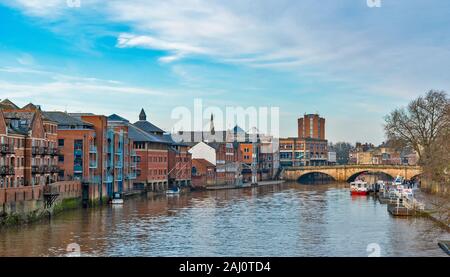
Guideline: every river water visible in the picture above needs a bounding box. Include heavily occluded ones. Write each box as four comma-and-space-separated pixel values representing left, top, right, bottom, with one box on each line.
0, 182, 448, 257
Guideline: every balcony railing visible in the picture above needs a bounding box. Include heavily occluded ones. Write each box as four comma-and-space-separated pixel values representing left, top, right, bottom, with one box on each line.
89, 145, 97, 153
126, 172, 137, 180
0, 165, 14, 175
83, 175, 101, 184
49, 148, 59, 156
0, 144, 14, 154
89, 161, 98, 168
74, 165, 83, 173
115, 161, 123, 168
104, 175, 113, 183
50, 165, 60, 173
74, 149, 83, 157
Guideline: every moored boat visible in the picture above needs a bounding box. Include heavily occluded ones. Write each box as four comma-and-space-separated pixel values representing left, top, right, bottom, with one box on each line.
111, 192, 124, 205
350, 180, 369, 195
166, 187, 180, 195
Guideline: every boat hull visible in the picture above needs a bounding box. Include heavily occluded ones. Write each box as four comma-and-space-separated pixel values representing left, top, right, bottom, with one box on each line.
351, 191, 368, 196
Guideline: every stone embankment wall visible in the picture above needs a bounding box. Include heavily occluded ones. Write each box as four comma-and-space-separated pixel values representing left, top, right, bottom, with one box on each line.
0, 181, 82, 226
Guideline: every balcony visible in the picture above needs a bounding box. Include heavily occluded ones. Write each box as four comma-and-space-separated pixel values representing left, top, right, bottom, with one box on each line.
74, 149, 83, 157
115, 161, 123, 168
126, 172, 137, 180
0, 165, 14, 175
89, 145, 97, 153
50, 165, 60, 173
0, 144, 14, 154
31, 146, 40, 156
31, 165, 39, 174
89, 161, 98, 168
74, 165, 83, 173
83, 175, 101, 184
49, 148, 59, 156
104, 175, 113, 183
41, 165, 49, 173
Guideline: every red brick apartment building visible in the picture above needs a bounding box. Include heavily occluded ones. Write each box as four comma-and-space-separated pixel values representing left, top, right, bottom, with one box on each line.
130, 109, 170, 191
164, 134, 192, 187
208, 142, 241, 185
106, 114, 136, 196
191, 158, 216, 188
0, 99, 59, 188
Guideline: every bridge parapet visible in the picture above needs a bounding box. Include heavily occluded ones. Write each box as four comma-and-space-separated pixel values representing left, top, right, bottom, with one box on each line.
283, 165, 422, 182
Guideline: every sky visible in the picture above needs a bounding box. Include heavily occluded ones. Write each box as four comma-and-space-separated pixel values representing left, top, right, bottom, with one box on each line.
0, 0, 449, 144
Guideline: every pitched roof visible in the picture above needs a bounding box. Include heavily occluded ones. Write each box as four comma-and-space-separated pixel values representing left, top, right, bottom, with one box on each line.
162, 133, 189, 146
0, 99, 19, 110
192, 158, 215, 168
3, 111, 36, 135
22, 103, 39, 110
134, 120, 164, 134
43, 111, 93, 128
127, 123, 169, 144
108, 114, 129, 122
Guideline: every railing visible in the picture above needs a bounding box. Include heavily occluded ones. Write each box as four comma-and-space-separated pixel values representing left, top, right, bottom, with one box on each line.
89, 161, 98, 168
89, 145, 97, 153
74, 165, 83, 173
104, 175, 113, 183
0, 165, 14, 175
115, 161, 123, 168
50, 165, 60, 173
126, 172, 137, 180
49, 148, 59, 156
83, 175, 101, 184
0, 144, 14, 154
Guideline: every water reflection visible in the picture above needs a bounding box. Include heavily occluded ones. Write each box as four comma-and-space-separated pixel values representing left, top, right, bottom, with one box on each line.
0, 182, 448, 257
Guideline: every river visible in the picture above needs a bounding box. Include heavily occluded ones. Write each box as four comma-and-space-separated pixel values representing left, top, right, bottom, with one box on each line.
0, 182, 448, 257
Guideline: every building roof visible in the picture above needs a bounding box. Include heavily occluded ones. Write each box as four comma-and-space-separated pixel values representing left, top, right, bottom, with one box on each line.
127, 123, 169, 144
3, 111, 36, 135
0, 99, 19, 110
192, 158, 215, 168
108, 114, 129, 122
21, 103, 39, 110
134, 120, 164, 134
162, 133, 190, 146
69, 113, 96, 118
43, 111, 93, 128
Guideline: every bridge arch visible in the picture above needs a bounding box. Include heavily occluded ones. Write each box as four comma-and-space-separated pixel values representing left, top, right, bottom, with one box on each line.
345, 171, 395, 183
297, 171, 336, 184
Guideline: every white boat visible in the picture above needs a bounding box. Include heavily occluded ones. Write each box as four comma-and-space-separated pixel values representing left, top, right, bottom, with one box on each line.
166, 187, 180, 195
392, 175, 404, 186
111, 192, 124, 205
350, 180, 369, 195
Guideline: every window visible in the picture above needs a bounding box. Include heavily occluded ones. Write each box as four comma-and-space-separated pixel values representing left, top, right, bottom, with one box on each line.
58, 156, 64, 162
58, 139, 64, 147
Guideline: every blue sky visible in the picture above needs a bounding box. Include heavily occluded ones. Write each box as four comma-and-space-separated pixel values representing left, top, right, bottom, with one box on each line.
0, 0, 449, 144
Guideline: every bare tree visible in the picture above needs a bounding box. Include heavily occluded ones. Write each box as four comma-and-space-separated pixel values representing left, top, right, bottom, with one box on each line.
384, 90, 450, 164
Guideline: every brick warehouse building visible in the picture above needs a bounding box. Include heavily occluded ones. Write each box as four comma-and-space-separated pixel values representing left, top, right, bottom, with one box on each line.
164, 134, 192, 188
0, 100, 59, 188
131, 109, 171, 192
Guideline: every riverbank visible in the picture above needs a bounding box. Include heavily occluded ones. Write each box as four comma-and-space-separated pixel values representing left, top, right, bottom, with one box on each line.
414, 190, 450, 230
205, 180, 285, 190
0, 181, 83, 228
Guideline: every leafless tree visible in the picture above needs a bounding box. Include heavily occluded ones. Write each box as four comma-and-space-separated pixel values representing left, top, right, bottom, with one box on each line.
384, 90, 450, 164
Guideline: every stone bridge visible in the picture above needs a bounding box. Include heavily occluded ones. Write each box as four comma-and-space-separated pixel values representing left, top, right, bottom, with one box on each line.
283, 165, 422, 183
